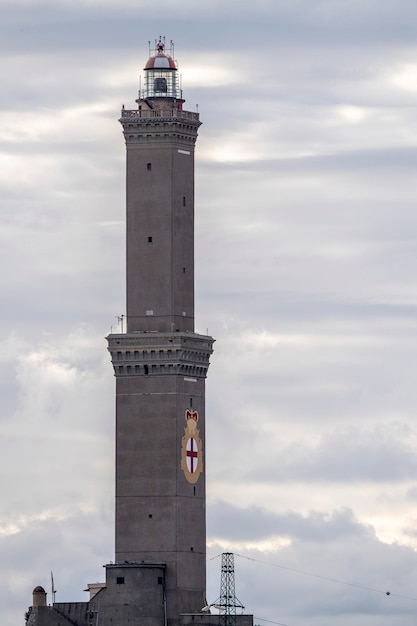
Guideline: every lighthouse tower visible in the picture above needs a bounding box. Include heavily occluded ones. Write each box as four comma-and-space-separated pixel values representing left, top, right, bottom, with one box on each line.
106, 38, 214, 625
26, 40, 255, 626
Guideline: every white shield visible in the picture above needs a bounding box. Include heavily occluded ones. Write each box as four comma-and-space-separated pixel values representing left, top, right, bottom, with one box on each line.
186, 437, 199, 473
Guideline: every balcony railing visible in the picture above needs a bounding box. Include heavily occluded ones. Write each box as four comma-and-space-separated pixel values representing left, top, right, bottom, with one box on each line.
120, 108, 200, 123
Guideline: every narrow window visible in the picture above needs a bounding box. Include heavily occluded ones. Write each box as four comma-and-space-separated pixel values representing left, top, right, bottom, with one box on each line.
147, 162, 152, 171
183, 267, 186, 274
183, 196, 186, 207
144, 364, 149, 375
148, 236, 153, 243
158, 577, 163, 585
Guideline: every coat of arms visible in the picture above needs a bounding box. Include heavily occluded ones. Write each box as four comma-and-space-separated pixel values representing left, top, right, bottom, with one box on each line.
181, 409, 203, 484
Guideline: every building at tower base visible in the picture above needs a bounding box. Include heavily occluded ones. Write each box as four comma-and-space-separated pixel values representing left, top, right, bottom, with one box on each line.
26, 568, 253, 626
27, 564, 168, 626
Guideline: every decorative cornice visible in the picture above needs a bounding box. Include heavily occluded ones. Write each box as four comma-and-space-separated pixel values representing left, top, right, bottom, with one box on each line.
107, 332, 214, 379
121, 116, 200, 145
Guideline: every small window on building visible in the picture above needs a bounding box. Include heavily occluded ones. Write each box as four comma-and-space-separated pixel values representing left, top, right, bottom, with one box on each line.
158, 577, 163, 585
148, 236, 153, 243
147, 162, 152, 171
183, 196, 186, 207
183, 267, 186, 274
116, 577, 125, 585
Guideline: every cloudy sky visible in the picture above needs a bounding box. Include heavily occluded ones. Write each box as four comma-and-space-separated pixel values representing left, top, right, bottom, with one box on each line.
2, 0, 417, 624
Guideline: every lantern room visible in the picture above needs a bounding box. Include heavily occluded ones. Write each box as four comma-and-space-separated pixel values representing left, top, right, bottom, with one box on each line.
143, 37, 182, 100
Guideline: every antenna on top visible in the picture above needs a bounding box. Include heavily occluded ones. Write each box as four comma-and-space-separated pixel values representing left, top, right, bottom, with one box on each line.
116, 315, 125, 333
51, 571, 57, 604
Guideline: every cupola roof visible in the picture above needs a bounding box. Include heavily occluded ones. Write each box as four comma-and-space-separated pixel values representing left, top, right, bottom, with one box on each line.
144, 40, 176, 70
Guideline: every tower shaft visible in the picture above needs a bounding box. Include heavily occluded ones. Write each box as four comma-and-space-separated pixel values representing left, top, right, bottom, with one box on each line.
124, 105, 200, 333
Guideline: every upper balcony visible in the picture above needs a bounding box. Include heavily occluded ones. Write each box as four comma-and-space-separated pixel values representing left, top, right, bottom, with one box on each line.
120, 108, 200, 124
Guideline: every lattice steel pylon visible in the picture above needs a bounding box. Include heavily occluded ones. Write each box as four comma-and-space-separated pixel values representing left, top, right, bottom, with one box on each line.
213, 553, 244, 626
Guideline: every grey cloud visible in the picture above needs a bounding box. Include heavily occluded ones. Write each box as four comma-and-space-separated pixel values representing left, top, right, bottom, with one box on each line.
0, 512, 112, 621
199, 147, 417, 174
206, 417, 417, 484
208, 503, 370, 542
266, 426, 417, 483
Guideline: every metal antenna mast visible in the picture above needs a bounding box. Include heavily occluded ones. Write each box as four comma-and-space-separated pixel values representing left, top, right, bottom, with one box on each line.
214, 552, 244, 626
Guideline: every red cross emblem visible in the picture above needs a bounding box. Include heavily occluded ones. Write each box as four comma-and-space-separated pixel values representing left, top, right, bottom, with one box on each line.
186, 437, 198, 473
